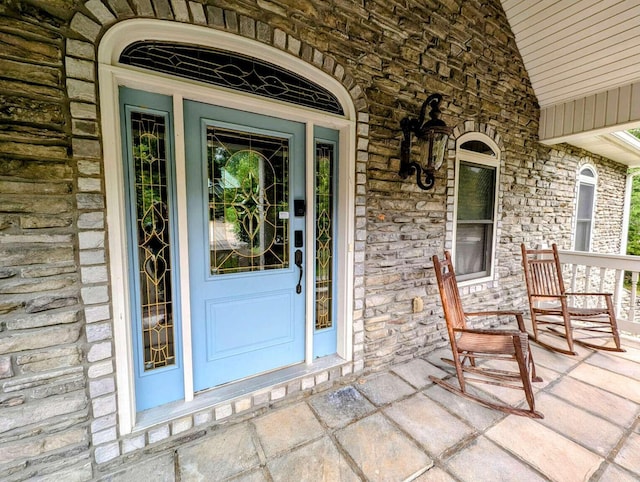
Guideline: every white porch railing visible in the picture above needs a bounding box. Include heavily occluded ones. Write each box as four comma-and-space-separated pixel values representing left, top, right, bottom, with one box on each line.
558, 250, 640, 336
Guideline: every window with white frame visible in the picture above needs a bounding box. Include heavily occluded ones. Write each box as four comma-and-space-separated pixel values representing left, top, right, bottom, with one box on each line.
574, 166, 597, 251
454, 135, 499, 281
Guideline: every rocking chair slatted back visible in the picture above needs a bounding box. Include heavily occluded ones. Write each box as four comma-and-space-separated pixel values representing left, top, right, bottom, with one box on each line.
434, 252, 466, 331
524, 251, 565, 297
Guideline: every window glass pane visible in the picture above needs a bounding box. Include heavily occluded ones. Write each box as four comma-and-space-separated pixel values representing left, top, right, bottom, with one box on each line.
460, 140, 496, 156
455, 224, 491, 276
207, 126, 289, 275
580, 167, 595, 178
315, 142, 334, 331
457, 162, 495, 220
575, 220, 591, 251
130, 111, 176, 371
577, 183, 594, 219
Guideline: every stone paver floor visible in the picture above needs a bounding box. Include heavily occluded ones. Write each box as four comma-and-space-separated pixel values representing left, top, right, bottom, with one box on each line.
104, 336, 640, 481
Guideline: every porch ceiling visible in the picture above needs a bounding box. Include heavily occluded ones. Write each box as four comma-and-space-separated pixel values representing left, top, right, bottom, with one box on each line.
500, 0, 640, 167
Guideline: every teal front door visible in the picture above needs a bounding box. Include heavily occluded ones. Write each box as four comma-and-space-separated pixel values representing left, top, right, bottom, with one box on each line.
184, 101, 306, 391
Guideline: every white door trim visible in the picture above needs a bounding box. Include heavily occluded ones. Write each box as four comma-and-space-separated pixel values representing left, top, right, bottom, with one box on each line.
98, 20, 356, 434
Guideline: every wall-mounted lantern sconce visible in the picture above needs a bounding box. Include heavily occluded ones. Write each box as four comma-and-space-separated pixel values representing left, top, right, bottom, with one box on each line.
399, 93, 453, 190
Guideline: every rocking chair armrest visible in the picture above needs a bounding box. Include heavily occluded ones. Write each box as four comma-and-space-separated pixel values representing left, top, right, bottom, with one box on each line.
464, 310, 527, 332
453, 327, 526, 337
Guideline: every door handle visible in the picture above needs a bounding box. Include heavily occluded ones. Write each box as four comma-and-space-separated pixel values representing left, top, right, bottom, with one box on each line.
294, 249, 303, 294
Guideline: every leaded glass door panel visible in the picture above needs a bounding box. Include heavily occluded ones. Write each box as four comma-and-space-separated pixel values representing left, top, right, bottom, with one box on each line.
185, 100, 306, 391
120, 87, 185, 412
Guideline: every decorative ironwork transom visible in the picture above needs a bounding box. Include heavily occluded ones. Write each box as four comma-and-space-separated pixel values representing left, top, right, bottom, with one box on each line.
119, 41, 345, 116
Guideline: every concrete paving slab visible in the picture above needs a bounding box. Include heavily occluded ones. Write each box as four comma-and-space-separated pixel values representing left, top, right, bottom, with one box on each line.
384, 393, 475, 458
335, 412, 432, 482
535, 392, 624, 456
569, 363, 640, 403
253, 402, 323, 458
614, 432, 640, 475
609, 341, 640, 363
226, 468, 269, 481
391, 358, 448, 389
486, 415, 602, 482
586, 351, 640, 380
98, 453, 175, 482
267, 436, 360, 481
531, 333, 593, 361
423, 383, 505, 431
529, 340, 588, 372
177, 424, 260, 481
445, 436, 547, 482
355, 371, 416, 406
412, 466, 457, 481
308, 385, 375, 429
598, 463, 640, 482
548, 375, 639, 427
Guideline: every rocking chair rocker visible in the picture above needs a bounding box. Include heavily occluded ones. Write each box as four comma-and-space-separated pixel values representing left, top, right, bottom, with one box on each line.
430, 251, 543, 419
521, 243, 624, 355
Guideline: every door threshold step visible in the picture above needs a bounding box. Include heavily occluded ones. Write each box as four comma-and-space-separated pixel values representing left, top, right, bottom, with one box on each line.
134, 354, 352, 432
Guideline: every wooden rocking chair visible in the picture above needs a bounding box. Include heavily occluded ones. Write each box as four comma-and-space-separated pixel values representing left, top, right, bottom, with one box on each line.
430, 251, 543, 419
521, 243, 624, 355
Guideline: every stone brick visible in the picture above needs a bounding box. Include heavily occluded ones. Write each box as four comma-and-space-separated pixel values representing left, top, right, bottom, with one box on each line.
148, 424, 170, 444
214, 404, 232, 420
81, 285, 109, 304
16, 347, 82, 374
0, 325, 81, 355
3, 366, 83, 393
65, 57, 95, 82
92, 426, 117, 445
89, 377, 115, 398
0, 427, 87, 465
0, 356, 13, 379
77, 178, 102, 193
92, 394, 117, 418
189, 1, 206, 24
78, 212, 104, 229
87, 341, 112, 362
70, 13, 101, 41
79, 249, 105, 265
94, 441, 120, 464
87, 360, 113, 379
81, 265, 108, 284
6, 310, 78, 330
171, 416, 193, 434
91, 413, 116, 433
170, 0, 189, 21
122, 433, 146, 453
84, 303, 110, 323
79, 231, 104, 249
66, 39, 95, 60
0, 391, 87, 434
86, 0, 116, 24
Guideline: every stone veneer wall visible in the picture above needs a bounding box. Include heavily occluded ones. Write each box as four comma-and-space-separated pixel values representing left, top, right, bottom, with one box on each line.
0, 0, 628, 479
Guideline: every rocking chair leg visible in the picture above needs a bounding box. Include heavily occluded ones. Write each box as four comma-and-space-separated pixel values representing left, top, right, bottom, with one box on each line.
429, 376, 544, 419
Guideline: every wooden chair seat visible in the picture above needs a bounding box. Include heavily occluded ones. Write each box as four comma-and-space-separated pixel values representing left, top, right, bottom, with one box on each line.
456, 330, 524, 354
521, 243, 624, 355
430, 251, 543, 418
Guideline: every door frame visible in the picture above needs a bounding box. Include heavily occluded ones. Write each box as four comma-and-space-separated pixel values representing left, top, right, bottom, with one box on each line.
98, 20, 356, 434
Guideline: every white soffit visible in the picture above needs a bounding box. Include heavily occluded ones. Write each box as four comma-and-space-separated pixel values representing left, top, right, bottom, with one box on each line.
500, 0, 640, 165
